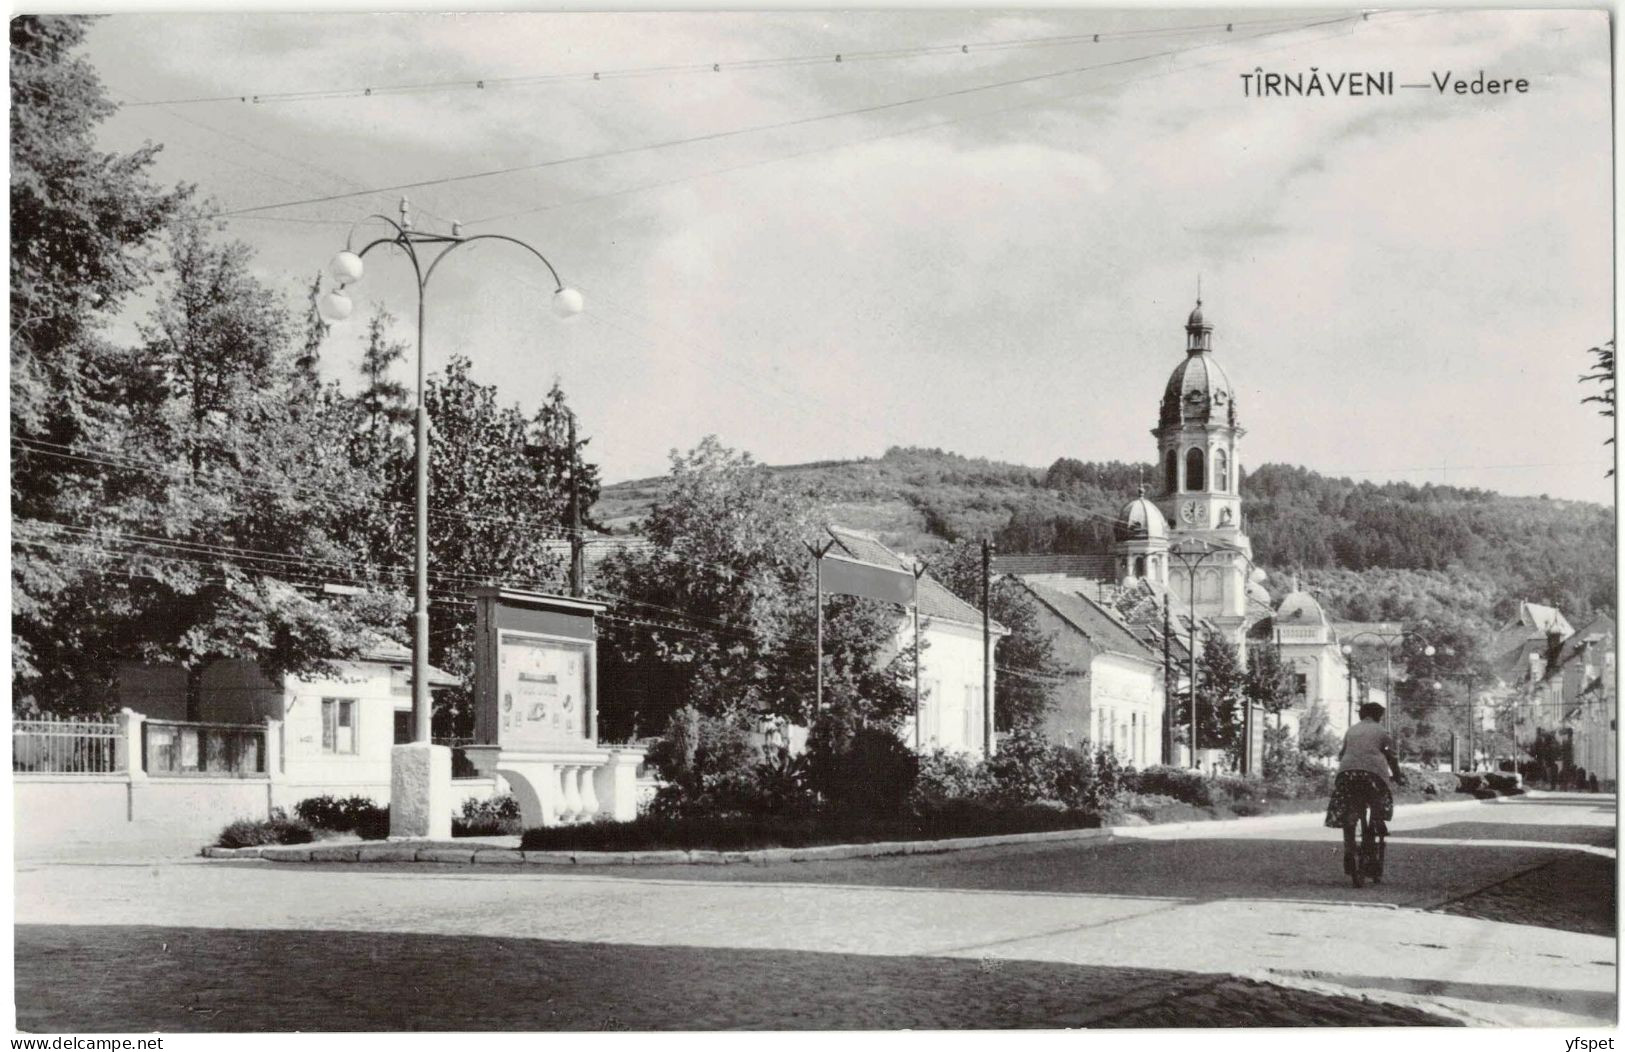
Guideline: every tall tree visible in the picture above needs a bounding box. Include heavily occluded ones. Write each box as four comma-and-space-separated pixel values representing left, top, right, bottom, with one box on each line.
933, 538, 1059, 731
10, 15, 185, 704
356, 303, 413, 444
1184, 631, 1246, 760
597, 437, 909, 739
1580, 338, 1615, 476
16, 214, 404, 712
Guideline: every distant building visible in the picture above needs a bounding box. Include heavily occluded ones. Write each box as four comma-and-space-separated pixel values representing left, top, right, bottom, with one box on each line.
1013, 579, 1164, 767
1493, 601, 1615, 787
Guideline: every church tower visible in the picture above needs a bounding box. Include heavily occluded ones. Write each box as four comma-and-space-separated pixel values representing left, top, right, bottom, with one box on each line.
1153, 299, 1254, 642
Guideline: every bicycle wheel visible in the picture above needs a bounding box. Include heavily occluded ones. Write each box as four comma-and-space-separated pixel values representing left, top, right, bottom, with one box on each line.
1350, 814, 1365, 888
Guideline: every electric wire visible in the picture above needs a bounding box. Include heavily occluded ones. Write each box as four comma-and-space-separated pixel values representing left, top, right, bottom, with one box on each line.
126, 15, 1353, 109
211, 13, 1359, 218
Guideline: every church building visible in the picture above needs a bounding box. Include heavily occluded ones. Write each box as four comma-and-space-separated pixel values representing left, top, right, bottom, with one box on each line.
1108, 299, 1263, 647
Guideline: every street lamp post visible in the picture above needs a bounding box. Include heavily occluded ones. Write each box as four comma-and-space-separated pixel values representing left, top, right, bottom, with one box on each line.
318, 198, 581, 835
1167, 538, 1264, 771
1340, 630, 1433, 734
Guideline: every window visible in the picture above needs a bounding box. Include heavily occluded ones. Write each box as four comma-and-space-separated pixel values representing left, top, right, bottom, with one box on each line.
322, 698, 358, 754
1214, 449, 1229, 492
1164, 449, 1178, 493
1185, 448, 1205, 491
1134, 555, 1147, 578
393, 710, 412, 746
1293, 673, 1308, 698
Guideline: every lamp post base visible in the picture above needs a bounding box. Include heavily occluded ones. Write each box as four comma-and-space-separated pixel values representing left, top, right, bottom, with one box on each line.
389, 742, 452, 839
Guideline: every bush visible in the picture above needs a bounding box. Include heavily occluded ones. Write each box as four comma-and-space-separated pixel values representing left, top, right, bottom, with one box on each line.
517, 802, 1099, 853
911, 748, 993, 811
983, 725, 1058, 806
1052, 744, 1123, 814
807, 723, 918, 816
217, 816, 314, 848
455, 795, 522, 837
294, 794, 389, 838
644, 707, 761, 818
1130, 764, 1213, 807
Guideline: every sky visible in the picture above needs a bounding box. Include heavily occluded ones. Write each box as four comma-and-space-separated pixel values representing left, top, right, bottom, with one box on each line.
83, 8, 1616, 504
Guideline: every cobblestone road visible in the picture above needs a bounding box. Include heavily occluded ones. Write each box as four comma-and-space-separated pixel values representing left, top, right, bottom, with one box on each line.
14, 793, 1615, 1031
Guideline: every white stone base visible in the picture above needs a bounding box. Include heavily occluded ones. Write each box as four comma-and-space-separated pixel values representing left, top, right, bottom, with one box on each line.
497, 748, 645, 828
389, 743, 452, 839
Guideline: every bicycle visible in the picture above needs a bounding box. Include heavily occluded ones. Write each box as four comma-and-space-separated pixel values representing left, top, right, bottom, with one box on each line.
1342, 799, 1386, 888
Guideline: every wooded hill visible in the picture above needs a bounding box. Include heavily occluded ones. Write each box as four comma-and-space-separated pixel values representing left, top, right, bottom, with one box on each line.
599, 446, 1615, 631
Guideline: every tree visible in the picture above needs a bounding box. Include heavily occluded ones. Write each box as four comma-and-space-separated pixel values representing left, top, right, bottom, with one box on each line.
356, 303, 414, 445
10, 15, 183, 441
15, 214, 405, 712
10, 14, 185, 704
390, 358, 594, 734
597, 437, 910, 740
1179, 631, 1245, 761
1245, 641, 1301, 766
932, 539, 1060, 730
1580, 339, 1615, 476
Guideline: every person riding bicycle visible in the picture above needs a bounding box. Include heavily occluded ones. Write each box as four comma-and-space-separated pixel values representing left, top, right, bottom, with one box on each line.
1324, 702, 1405, 843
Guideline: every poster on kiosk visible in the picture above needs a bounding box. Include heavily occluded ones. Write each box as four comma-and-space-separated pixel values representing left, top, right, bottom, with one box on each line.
472, 588, 604, 751
498, 634, 590, 749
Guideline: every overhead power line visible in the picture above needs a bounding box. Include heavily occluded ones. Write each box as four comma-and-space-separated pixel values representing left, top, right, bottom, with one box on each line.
212, 13, 1359, 218
127, 15, 1340, 109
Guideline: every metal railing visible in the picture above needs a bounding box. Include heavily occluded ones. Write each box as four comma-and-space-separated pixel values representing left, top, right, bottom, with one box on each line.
13, 714, 121, 774
143, 719, 266, 778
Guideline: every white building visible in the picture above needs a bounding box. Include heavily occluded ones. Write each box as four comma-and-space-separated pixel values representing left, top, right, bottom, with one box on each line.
117, 635, 466, 806
1015, 580, 1165, 767
825, 527, 1007, 756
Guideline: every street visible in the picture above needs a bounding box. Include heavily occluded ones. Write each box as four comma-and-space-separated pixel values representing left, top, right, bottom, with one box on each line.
13, 792, 1615, 1030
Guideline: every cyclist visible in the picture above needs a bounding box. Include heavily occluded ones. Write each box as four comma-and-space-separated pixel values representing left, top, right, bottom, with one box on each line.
1324, 702, 1405, 875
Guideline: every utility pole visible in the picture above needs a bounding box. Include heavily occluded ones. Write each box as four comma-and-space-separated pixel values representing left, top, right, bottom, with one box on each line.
567, 410, 584, 598
982, 538, 994, 759
1162, 595, 1174, 764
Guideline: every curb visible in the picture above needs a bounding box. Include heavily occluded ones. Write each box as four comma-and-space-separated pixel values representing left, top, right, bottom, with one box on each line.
200, 824, 1115, 867
1110, 790, 1521, 838
194, 791, 1541, 866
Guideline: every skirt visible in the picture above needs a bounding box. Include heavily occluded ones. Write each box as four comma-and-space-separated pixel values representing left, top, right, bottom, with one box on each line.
1324, 770, 1393, 830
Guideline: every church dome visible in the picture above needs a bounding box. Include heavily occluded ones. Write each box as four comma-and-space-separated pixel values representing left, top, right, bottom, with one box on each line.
1115, 492, 1169, 542
1159, 300, 1237, 427
1276, 588, 1329, 627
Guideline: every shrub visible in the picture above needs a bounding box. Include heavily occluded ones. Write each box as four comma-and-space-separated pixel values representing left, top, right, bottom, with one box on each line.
1052, 744, 1123, 815
983, 725, 1058, 805
911, 747, 992, 811
1130, 764, 1213, 807
746, 747, 815, 816
217, 816, 314, 848
807, 723, 918, 815
295, 794, 389, 838
455, 795, 523, 837
644, 707, 760, 818
1211, 773, 1263, 804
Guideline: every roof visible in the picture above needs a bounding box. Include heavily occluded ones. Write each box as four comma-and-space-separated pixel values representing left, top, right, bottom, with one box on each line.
1555, 613, 1615, 671
990, 553, 1111, 581
825, 526, 1007, 633
1276, 590, 1330, 627
355, 633, 462, 688
1020, 580, 1159, 665
1160, 347, 1237, 428
1116, 494, 1169, 541
1513, 601, 1575, 638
